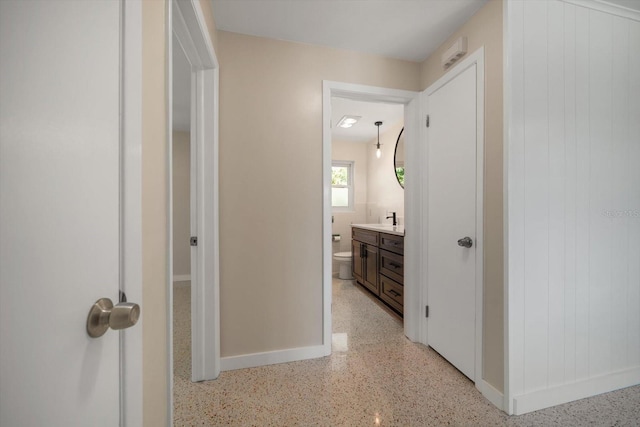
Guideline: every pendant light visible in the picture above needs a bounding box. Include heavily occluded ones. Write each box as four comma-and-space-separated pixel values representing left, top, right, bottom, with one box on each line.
375, 121, 382, 159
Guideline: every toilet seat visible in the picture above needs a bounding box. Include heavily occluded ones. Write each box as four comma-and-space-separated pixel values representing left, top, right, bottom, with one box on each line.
333, 251, 352, 259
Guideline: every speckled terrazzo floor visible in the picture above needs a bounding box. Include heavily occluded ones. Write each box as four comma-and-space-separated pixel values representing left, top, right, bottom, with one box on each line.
173, 279, 640, 426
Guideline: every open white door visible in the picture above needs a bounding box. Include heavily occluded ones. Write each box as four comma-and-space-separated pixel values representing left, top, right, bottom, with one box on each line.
425, 60, 482, 382
0, 1, 141, 425
170, 0, 220, 385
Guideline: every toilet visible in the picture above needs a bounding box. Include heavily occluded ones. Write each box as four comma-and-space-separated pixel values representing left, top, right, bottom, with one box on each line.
333, 251, 353, 280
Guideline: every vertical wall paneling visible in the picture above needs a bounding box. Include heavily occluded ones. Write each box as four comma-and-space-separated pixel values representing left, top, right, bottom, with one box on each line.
573, 4, 592, 383
588, 9, 614, 378
547, 0, 567, 387
610, 16, 630, 373
522, 0, 550, 393
628, 22, 640, 368
575, 3, 591, 380
562, 1, 577, 385
507, 0, 640, 414
507, 0, 526, 404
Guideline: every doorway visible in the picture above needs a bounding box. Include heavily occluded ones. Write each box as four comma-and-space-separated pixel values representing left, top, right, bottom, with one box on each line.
329, 97, 406, 321
172, 32, 193, 381
322, 81, 422, 350
167, 0, 221, 420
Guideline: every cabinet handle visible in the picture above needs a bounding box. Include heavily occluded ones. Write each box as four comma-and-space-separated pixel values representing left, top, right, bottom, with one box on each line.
389, 262, 401, 269
388, 289, 401, 297
362, 243, 367, 259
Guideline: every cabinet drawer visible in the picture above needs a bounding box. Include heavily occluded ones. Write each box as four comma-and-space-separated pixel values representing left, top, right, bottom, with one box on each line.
352, 227, 378, 246
380, 275, 403, 314
380, 249, 403, 283
379, 232, 404, 255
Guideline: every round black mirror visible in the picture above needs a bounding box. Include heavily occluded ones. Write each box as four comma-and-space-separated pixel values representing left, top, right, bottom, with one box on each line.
394, 127, 404, 189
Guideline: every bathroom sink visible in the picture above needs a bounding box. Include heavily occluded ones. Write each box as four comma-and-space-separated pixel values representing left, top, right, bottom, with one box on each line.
350, 223, 405, 236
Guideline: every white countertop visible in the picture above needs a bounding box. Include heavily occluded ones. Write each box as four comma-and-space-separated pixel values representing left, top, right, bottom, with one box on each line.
351, 223, 405, 236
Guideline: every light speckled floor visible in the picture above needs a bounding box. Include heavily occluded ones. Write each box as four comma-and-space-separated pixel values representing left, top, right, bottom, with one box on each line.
173, 279, 640, 426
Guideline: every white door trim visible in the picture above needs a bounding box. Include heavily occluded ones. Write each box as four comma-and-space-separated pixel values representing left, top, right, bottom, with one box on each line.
167, 0, 221, 419
422, 47, 486, 398
322, 81, 421, 350
121, 0, 143, 424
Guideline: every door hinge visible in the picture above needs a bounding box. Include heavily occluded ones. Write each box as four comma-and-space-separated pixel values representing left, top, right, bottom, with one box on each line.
190, 236, 198, 247
426, 115, 430, 128
425, 305, 429, 318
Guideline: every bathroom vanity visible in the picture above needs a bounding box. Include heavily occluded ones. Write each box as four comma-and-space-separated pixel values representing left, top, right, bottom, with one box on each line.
351, 224, 404, 316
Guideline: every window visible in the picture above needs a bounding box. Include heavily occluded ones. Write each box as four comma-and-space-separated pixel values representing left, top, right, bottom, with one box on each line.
331, 161, 354, 211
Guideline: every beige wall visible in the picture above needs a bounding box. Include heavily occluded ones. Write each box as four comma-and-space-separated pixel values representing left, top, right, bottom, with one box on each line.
142, 1, 167, 426
172, 131, 191, 277
419, 0, 504, 392
366, 120, 405, 225
218, 30, 420, 357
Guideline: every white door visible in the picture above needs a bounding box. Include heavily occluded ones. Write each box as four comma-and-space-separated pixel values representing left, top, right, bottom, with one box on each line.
426, 64, 478, 381
0, 1, 136, 425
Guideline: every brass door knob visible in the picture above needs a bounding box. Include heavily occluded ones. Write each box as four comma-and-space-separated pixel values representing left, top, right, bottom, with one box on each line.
86, 298, 140, 338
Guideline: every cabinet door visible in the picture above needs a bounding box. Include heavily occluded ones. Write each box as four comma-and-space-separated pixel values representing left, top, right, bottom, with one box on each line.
363, 244, 379, 295
352, 239, 363, 282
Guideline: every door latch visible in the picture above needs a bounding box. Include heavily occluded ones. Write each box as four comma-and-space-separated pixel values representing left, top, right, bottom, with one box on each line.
190, 236, 198, 247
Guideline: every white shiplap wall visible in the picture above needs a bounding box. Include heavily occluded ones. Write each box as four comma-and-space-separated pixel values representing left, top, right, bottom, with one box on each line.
506, 0, 640, 415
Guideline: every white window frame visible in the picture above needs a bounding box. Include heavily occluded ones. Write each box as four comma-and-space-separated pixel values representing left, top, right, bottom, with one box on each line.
331, 160, 354, 212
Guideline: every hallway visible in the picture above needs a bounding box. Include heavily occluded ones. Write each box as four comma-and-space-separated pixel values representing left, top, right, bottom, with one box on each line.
173, 279, 640, 425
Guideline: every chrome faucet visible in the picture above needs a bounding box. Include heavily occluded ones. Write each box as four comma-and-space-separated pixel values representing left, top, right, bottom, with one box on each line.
386, 212, 397, 226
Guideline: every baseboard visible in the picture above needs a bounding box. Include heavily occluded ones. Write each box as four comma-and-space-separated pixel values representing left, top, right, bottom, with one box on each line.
478, 380, 504, 411
512, 366, 640, 415
173, 274, 191, 282
221, 345, 328, 372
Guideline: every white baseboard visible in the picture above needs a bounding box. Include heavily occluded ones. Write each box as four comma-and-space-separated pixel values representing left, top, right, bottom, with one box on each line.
173, 274, 191, 282
221, 345, 328, 372
513, 366, 640, 415
477, 380, 504, 410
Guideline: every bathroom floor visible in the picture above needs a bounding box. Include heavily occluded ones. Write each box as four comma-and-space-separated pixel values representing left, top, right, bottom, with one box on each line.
173, 279, 640, 425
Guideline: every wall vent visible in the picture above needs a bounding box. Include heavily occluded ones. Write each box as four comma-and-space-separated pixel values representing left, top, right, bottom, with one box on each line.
442, 37, 467, 69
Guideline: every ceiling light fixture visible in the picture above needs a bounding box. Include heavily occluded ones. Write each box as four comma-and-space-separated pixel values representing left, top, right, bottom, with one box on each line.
337, 115, 361, 128
375, 121, 382, 159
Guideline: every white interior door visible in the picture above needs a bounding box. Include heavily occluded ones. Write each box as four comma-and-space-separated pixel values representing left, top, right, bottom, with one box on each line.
0, 1, 128, 424
426, 64, 477, 381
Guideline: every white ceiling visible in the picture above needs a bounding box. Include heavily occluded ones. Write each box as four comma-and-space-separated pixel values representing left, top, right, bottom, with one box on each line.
177, 0, 639, 132
211, 0, 488, 62
331, 97, 404, 143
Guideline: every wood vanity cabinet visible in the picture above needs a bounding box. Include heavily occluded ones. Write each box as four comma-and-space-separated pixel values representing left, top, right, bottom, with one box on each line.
352, 228, 379, 295
352, 227, 404, 316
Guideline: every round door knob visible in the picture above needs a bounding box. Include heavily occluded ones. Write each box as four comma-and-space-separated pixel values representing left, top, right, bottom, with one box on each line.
87, 298, 140, 338
109, 302, 140, 330
457, 237, 473, 248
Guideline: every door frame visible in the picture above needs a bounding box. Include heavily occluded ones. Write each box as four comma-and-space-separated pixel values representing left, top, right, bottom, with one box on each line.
167, 0, 221, 418
421, 47, 492, 404
122, 0, 143, 424
321, 81, 422, 350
